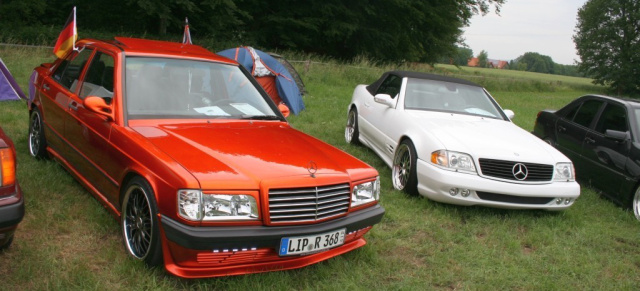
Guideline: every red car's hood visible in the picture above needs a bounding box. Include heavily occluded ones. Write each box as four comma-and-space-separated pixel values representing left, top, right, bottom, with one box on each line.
131, 122, 369, 189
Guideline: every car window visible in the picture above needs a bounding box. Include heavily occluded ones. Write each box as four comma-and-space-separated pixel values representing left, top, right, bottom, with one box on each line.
52, 48, 94, 92
79, 51, 115, 101
375, 75, 402, 98
125, 57, 278, 119
572, 99, 603, 128
595, 103, 627, 134
403, 78, 504, 119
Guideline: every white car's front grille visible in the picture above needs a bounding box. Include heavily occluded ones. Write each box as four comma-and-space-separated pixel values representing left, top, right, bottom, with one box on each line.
479, 158, 554, 182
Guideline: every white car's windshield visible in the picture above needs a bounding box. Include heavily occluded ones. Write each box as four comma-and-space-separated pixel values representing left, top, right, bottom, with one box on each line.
404, 78, 504, 119
125, 57, 278, 119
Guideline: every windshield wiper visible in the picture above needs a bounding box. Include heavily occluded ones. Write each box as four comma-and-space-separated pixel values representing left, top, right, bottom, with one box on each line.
241, 115, 283, 120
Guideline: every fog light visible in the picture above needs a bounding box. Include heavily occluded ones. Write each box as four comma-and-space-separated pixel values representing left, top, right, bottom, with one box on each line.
460, 189, 471, 197
449, 188, 458, 196
564, 198, 572, 205
555, 198, 563, 205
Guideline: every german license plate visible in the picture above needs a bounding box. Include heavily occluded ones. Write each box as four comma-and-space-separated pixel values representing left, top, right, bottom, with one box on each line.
279, 228, 346, 256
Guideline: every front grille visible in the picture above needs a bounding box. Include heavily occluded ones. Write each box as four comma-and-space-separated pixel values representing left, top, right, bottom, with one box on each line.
479, 158, 554, 182
476, 191, 554, 205
268, 183, 351, 223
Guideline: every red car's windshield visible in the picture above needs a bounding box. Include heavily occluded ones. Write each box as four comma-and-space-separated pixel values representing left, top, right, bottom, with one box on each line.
125, 57, 278, 119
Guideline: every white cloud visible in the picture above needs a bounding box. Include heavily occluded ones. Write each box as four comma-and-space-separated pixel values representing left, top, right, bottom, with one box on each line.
462, 0, 588, 65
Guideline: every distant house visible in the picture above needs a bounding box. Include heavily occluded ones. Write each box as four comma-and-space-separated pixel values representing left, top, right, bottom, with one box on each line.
467, 58, 509, 69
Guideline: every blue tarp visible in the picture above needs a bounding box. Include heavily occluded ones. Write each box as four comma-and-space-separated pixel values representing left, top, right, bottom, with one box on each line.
218, 47, 305, 115
0, 58, 26, 101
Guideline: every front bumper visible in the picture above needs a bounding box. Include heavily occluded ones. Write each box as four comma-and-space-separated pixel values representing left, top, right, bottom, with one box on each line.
0, 184, 24, 246
416, 159, 580, 210
159, 204, 385, 278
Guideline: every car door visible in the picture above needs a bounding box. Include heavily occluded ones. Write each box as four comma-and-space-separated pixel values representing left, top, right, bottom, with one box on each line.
582, 102, 632, 198
555, 98, 605, 181
39, 48, 94, 157
64, 50, 120, 202
359, 74, 402, 160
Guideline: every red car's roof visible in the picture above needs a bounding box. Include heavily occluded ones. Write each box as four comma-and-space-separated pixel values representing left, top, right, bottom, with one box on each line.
81, 37, 236, 64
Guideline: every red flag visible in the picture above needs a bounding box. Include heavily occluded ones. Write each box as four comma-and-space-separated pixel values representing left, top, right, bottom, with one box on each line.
53, 7, 77, 58
182, 17, 192, 45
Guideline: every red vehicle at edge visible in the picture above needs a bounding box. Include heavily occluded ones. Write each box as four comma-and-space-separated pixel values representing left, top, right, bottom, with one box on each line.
28, 37, 384, 278
0, 126, 23, 250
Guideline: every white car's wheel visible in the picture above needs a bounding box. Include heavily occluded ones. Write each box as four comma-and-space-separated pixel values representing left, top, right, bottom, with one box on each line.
345, 108, 360, 145
392, 140, 418, 195
632, 186, 640, 221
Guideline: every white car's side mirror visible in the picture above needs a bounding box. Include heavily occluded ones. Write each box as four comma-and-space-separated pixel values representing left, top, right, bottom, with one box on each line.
374, 93, 395, 108
503, 109, 515, 120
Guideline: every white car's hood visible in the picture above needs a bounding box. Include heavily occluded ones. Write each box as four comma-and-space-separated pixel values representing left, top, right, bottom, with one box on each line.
407, 111, 569, 164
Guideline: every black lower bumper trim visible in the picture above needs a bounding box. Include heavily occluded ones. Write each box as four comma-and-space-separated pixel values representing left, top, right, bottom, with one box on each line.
0, 193, 25, 229
161, 204, 385, 250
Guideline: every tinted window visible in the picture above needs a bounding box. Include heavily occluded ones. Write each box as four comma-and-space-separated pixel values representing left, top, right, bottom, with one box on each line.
572, 99, 603, 128
595, 103, 627, 134
79, 51, 115, 100
52, 48, 94, 92
375, 75, 402, 98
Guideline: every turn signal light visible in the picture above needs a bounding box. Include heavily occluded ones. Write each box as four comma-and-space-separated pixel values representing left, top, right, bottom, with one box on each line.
0, 148, 16, 187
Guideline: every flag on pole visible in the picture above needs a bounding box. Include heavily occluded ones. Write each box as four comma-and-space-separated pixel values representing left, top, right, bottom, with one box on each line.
53, 6, 77, 58
182, 17, 192, 45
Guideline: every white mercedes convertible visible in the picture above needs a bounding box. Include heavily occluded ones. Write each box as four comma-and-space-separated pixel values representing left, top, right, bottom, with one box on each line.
345, 71, 580, 210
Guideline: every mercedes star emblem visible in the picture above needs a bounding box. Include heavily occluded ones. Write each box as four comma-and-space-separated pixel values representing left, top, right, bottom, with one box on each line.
512, 163, 528, 181
307, 161, 318, 178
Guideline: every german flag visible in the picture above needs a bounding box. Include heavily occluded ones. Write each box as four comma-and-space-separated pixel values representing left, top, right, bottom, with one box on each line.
53, 7, 77, 58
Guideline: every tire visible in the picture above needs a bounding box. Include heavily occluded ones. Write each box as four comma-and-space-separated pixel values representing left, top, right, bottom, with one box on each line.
28, 108, 48, 159
544, 137, 555, 147
345, 108, 360, 145
0, 236, 14, 251
392, 139, 419, 196
632, 186, 640, 221
121, 177, 163, 266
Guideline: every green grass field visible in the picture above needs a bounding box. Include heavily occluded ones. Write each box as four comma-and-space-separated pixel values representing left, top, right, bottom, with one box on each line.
1, 45, 638, 290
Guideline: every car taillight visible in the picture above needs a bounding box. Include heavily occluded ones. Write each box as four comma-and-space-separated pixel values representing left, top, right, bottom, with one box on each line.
0, 147, 16, 187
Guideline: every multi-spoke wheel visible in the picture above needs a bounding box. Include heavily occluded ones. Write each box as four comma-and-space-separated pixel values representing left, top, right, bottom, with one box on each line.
28, 108, 48, 159
392, 139, 418, 195
632, 186, 640, 221
121, 177, 162, 266
345, 108, 360, 145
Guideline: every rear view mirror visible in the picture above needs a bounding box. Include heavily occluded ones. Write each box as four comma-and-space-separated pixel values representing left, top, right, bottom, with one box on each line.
84, 96, 114, 120
503, 109, 515, 120
374, 94, 395, 108
278, 103, 290, 118
605, 129, 629, 141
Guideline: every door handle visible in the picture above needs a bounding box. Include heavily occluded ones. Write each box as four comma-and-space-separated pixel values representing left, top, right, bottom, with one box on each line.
43, 84, 50, 91
585, 137, 595, 144
558, 125, 566, 133
69, 101, 78, 111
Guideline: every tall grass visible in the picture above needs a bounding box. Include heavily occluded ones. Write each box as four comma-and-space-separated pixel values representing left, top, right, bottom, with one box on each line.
1, 45, 638, 290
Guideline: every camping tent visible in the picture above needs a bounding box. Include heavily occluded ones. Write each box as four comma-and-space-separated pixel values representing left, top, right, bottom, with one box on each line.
0, 58, 26, 101
218, 47, 305, 115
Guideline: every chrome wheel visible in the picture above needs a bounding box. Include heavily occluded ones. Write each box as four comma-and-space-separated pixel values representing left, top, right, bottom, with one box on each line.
633, 187, 640, 221
392, 143, 412, 190
122, 184, 153, 260
29, 110, 43, 157
345, 109, 360, 145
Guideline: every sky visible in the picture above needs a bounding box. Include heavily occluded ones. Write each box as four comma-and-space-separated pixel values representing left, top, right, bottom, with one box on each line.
462, 0, 588, 65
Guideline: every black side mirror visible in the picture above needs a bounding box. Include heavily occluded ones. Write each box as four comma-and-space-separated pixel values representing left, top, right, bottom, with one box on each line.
604, 129, 629, 141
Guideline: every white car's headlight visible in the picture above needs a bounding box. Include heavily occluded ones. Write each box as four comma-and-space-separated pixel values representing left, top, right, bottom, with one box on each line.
431, 150, 477, 173
178, 190, 259, 221
351, 177, 380, 207
554, 163, 575, 181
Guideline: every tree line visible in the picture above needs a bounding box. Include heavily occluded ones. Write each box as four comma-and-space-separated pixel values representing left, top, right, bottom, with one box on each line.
0, 0, 504, 64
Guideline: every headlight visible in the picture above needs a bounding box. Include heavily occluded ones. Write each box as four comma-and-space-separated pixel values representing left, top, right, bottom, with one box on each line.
351, 177, 380, 207
430, 150, 477, 173
178, 190, 259, 221
554, 163, 575, 181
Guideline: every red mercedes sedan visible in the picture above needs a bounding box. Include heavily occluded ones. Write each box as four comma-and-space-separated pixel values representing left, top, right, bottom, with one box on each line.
0, 126, 23, 250
28, 37, 384, 278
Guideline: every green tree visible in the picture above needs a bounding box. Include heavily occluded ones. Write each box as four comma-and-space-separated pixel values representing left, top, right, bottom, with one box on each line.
477, 50, 488, 67
574, 0, 640, 96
